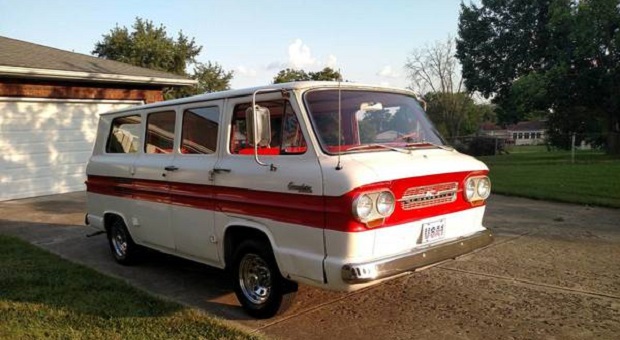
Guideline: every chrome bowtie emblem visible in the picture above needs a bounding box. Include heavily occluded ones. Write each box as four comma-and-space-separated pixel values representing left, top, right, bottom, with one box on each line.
424, 190, 437, 198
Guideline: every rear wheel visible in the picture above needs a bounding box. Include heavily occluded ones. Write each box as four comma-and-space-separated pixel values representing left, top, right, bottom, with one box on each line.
232, 239, 297, 318
107, 217, 139, 265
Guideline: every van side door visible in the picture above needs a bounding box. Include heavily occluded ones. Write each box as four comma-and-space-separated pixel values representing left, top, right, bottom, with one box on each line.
167, 101, 222, 265
131, 109, 176, 251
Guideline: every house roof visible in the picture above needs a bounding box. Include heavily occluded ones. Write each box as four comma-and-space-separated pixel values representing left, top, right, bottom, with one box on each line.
507, 120, 546, 131
0, 36, 196, 86
480, 122, 504, 131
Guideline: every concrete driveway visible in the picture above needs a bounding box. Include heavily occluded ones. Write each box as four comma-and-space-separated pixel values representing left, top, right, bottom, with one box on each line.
1, 192, 619, 339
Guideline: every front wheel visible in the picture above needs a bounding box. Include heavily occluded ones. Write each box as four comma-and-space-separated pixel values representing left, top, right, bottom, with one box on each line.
232, 240, 297, 318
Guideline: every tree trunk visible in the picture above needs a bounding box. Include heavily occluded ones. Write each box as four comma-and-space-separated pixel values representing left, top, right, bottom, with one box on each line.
606, 113, 620, 155
607, 132, 620, 155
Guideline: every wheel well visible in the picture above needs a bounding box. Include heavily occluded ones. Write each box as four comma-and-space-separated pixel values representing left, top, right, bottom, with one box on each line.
224, 226, 272, 269
103, 213, 124, 233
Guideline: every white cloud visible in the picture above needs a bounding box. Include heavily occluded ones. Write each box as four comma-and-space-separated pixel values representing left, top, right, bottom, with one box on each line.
288, 39, 316, 68
377, 65, 400, 78
236, 65, 257, 77
325, 54, 338, 69
259, 40, 338, 76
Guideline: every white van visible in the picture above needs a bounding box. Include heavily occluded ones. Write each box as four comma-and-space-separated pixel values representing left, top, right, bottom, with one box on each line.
86, 81, 493, 318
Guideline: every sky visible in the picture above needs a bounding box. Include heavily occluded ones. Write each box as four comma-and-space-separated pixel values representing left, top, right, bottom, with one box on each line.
0, 0, 465, 90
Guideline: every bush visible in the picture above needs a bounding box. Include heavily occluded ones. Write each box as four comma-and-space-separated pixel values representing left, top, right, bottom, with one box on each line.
452, 137, 505, 156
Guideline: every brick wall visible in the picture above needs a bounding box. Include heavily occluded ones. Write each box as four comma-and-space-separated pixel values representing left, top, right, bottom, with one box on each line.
0, 79, 164, 103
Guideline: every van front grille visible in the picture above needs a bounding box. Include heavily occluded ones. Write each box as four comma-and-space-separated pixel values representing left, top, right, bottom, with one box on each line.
399, 182, 458, 210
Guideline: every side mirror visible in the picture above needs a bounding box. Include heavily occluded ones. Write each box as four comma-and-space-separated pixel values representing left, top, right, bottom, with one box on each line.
245, 105, 271, 147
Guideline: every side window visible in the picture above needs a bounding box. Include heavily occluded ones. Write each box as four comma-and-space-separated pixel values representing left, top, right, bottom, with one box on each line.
229, 100, 306, 155
145, 111, 176, 154
181, 106, 219, 154
106, 115, 141, 154
281, 103, 307, 154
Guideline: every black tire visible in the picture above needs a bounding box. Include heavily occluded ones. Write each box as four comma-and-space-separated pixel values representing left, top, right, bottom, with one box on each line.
107, 217, 140, 265
232, 239, 298, 318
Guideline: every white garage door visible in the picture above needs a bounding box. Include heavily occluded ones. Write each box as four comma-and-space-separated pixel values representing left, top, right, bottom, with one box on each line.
0, 97, 142, 201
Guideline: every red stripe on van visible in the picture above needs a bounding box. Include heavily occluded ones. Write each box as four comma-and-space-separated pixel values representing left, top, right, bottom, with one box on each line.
86, 171, 486, 233
86, 175, 326, 228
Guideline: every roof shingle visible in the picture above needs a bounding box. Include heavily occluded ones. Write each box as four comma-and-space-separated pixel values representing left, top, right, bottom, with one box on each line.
0, 36, 194, 84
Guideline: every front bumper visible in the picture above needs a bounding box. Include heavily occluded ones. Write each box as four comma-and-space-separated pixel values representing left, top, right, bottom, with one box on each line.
341, 230, 493, 283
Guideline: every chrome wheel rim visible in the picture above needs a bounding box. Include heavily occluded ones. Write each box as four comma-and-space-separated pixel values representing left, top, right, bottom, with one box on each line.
239, 253, 272, 305
111, 226, 127, 258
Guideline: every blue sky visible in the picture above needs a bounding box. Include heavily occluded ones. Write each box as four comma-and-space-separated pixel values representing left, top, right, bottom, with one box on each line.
0, 0, 464, 89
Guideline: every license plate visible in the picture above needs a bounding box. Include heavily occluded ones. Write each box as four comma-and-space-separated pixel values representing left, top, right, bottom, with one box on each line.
421, 219, 445, 244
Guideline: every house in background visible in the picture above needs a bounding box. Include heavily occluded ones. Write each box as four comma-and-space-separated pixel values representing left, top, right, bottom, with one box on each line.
507, 120, 546, 146
478, 122, 510, 140
0, 36, 196, 201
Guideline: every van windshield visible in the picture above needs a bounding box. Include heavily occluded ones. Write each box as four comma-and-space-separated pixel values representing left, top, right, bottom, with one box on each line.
304, 89, 445, 154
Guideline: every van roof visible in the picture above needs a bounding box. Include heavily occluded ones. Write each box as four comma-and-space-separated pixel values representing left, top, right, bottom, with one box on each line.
100, 81, 415, 116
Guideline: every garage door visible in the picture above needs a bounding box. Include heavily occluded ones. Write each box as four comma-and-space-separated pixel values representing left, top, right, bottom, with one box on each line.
0, 98, 142, 201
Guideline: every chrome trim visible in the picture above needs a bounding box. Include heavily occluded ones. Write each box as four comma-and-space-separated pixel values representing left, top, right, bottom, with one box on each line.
341, 230, 493, 283
399, 182, 458, 210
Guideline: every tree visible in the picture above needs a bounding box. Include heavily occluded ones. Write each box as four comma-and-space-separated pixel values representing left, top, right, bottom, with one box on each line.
93, 18, 234, 99
406, 37, 463, 95
272, 68, 310, 83
272, 67, 342, 83
308, 67, 342, 81
192, 61, 234, 93
456, 0, 552, 99
405, 37, 480, 138
457, 0, 620, 153
497, 73, 550, 124
93, 18, 201, 76
423, 92, 477, 138
545, 0, 620, 152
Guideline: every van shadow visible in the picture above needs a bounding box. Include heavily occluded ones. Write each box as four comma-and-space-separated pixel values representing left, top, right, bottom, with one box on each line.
130, 247, 257, 321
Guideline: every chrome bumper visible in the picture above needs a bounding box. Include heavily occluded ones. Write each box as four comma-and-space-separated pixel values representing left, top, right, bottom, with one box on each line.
341, 230, 494, 283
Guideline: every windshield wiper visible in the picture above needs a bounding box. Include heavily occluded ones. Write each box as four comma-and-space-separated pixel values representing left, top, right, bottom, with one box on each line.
344, 143, 411, 154
404, 142, 454, 151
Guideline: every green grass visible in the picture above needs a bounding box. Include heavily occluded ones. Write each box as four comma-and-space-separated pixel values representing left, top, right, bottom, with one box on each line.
479, 148, 620, 208
0, 235, 260, 340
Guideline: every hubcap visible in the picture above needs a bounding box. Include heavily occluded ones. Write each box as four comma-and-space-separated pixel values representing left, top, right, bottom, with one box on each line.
239, 253, 272, 305
111, 226, 127, 258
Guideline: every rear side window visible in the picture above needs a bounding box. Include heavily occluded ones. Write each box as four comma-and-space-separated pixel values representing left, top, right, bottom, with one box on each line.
145, 111, 176, 154
181, 106, 220, 154
106, 115, 141, 153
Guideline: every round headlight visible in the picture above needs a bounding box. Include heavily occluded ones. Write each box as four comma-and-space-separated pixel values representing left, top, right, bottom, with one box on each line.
476, 177, 491, 199
465, 178, 476, 201
354, 194, 373, 219
376, 191, 395, 216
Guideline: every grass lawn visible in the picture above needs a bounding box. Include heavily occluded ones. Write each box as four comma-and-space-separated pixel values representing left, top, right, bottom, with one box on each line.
0, 235, 260, 340
479, 147, 620, 208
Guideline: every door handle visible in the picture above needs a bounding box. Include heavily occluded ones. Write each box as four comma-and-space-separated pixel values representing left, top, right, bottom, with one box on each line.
164, 165, 179, 171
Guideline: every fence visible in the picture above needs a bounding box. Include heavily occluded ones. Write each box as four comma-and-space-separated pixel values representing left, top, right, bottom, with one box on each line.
447, 133, 608, 163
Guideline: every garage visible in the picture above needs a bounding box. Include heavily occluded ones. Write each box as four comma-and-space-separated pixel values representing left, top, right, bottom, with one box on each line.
0, 98, 142, 201
0, 35, 196, 201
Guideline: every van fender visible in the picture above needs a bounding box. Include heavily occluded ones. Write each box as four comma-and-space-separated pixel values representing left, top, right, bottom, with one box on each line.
102, 210, 137, 241
219, 217, 293, 278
